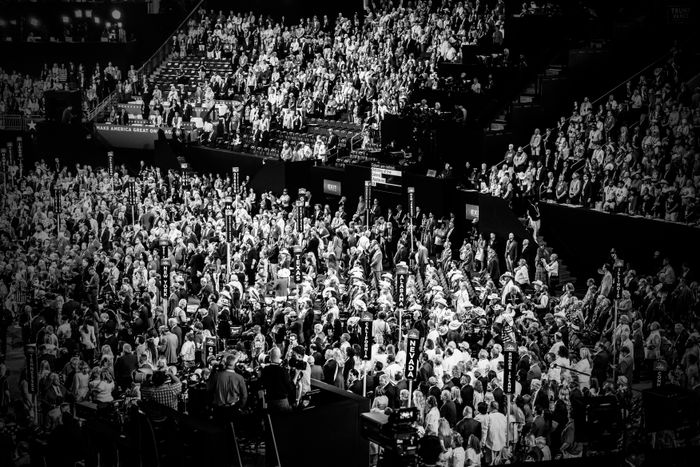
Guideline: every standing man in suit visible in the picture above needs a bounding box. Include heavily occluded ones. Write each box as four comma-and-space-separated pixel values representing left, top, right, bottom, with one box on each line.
505, 232, 518, 273
370, 240, 383, 283
378, 373, 398, 409
521, 238, 535, 277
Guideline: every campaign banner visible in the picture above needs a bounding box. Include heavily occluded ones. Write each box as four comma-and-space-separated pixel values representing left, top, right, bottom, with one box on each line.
95, 123, 170, 150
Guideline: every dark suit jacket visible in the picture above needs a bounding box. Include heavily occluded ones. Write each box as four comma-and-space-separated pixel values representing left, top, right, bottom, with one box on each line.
532, 388, 549, 411
428, 384, 441, 401
460, 384, 475, 409
440, 400, 458, 426
382, 382, 399, 409
348, 380, 364, 396
455, 417, 482, 444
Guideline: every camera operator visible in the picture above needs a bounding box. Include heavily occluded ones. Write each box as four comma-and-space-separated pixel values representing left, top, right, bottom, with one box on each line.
208, 354, 248, 421
260, 347, 294, 412
140, 367, 182, 410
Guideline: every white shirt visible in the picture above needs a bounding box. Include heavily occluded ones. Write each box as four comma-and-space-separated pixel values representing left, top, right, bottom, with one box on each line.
483, 411, 507, 451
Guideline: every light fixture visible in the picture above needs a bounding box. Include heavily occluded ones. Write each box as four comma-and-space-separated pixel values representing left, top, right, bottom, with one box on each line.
111, 9, 121, 21
117, 22, 123, 28
29, 17, 39, 27
94, 16, 100, 25
0, 19, 6, 28
106, 21, 112, 28
85, 10, 92, 18
61, 15, 70, 24
74, 10, 82, 18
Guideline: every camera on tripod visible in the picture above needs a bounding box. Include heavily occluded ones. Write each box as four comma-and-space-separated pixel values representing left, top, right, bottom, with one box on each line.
360, 407, 420, 466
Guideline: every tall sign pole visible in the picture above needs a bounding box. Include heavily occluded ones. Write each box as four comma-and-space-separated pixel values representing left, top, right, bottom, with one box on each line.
25, 344, 38, 424
129, 178, 137, 226
6, 141, 13, 166
225, 196, 234, 281
404, 329, 420, 407
232, 166, 240, 194
503, 341, 517, 445
6, 142, 13, 187
359, 312, 373, 397
292, 245, 302, 311
395, 263, 408, 344
0, 149, 7, 196
364, 180, 372, 229
53, 184, 61, 234
293, 245, 303, 285
107, 151, 114, 189
612, 261, 623, 382
407, 187, 415, 257
16, 136, 23, 179
296, 199, 304, 236
159, 237, 170, 316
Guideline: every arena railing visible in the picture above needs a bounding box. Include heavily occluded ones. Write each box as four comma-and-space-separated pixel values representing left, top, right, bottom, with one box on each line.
0, 114, 41, 131
87, 0, 204, 123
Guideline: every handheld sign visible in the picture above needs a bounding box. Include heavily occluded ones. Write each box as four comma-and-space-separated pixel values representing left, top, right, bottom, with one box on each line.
614, 266, 623, 300
653, 359, 667, 388
25, 345, 38, 394
296, 200, 304, 233
225, 204, 235, 242
16, 136, 23, 177
503, 342, 518, 394
232, 167, 240, 193
408, 187, 415, 219
107, 151, 114, 177
204, 337, 218, 363
159, 238, 170, 298
53, 185, 61, 213
162, 263, 171, 299
359, 313, 373, 361
404, 329, 421, 380
396, 265, 408, 310
364, 180, 372, 226
293, 245, 303, 284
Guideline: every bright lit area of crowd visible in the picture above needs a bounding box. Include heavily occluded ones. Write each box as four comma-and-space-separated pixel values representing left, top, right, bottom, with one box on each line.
0, 1, 699, 466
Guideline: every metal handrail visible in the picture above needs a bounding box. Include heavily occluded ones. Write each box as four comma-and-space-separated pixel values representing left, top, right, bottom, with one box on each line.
87, 0, 204, 122
136, 0, 204, 77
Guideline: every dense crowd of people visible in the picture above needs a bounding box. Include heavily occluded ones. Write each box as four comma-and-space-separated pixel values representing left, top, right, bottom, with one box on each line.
475, 46, 700, 226
0, 152, 698, 465
132, 0, 509, 155
0, 61, 138, 118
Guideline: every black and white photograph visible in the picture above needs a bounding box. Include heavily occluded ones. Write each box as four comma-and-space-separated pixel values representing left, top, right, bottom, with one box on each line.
0, 0, 699, 466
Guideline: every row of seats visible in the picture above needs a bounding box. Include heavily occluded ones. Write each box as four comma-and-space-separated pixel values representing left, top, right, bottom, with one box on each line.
307, 117, 362, 132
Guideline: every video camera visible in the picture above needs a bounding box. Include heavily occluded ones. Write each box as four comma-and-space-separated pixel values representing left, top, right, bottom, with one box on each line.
360, 407, 419, 466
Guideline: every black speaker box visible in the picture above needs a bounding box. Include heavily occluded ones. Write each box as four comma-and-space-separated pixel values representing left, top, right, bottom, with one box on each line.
642, 385, 700, 432
572, 395, 620, 443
